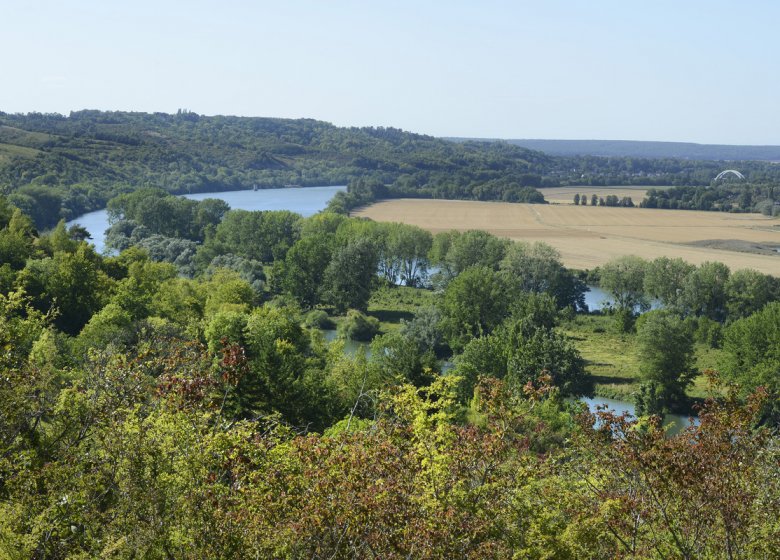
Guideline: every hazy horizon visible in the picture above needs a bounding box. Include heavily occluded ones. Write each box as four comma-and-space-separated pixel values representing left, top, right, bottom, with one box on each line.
3, 0, 778, 145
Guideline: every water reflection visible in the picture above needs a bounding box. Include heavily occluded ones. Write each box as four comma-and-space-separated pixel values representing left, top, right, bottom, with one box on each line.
584, 285, 662, 312
580, 395, 699, 436
321, 330, 372, 357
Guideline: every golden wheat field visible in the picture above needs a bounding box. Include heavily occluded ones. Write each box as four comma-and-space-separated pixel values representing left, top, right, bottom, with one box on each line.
354, 199, 780, 275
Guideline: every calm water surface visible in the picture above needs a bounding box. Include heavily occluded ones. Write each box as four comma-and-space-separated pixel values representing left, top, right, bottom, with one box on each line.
581, 395, 698, 436
322, 330, 372, 357
66, 185, 346, 253
583, 285, 662, 312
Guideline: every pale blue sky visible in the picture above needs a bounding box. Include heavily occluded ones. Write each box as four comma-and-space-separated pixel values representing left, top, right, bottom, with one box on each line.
2, 0, 778, 144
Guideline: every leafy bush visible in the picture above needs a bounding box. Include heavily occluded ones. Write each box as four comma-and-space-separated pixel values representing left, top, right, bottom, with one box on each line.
303, 309, 335, 330
337, 309, 380, 341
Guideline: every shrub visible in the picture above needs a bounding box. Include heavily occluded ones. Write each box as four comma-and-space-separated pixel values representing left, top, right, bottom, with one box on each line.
303, 309, 335, 330
338, 309, 380, 342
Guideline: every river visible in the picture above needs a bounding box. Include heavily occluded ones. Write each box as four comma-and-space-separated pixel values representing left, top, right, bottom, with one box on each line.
66, 185, 347, 253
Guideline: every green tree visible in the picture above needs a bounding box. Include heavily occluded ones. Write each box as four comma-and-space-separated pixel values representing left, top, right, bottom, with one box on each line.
203, 269, 256, 317
192, 198, 230, 239
387, 223, 433, 286
598, 255, 648, 331
44, 219, 79, 254
136, 235, 199, 277
599, 256, 648, 311
110, 258, 178, 320
74, 302, 135, 356
440, 266, 512, 350
7, 184, 63, 229
399, 305, 445, 356
643, 256, 695, 308
504, 327, 587, 396
0, 289, 49, 369
508, 291, 559, 337
500, 241, 586, 309
205, 254, 265, 296
239, 305, 333, 428
321, 238, 379, 313
0, 208, 37, 269
197, 209, 301, 265
370, 331, 438, 387
428, 230, 458, 276
337, 309, 380, 342
299, 211, 348, 238
444, 230, 509, 275
203, 308, 249, 354
680, 261, 730, 321
453, 316, 588, 401
452, 333, 506, 401
721, 302, 780, 420
725, 268, 776, 319
16, 244, 112, 334
151, 277, 207, 330
635, 310, 695, 414
277, 235, 334, 307
0, 194, 15, 227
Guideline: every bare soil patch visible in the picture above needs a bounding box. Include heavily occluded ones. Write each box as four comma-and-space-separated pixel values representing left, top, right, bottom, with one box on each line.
686, 239, 780, 256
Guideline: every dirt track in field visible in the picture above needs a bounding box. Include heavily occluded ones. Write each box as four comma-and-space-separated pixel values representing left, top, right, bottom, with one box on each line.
353, 199, 780, 274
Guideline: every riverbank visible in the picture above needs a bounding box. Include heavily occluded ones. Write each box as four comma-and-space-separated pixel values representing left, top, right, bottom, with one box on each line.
560, 313, 722, 404
66, 185, 346, 253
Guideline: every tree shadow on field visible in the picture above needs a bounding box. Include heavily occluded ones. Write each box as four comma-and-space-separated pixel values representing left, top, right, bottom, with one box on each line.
369, 309, 415, 324
590, 374, 634, 386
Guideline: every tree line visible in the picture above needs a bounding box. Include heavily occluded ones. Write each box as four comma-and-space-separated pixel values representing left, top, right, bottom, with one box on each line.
641, 182, 780, 214
573, 193, 635, 207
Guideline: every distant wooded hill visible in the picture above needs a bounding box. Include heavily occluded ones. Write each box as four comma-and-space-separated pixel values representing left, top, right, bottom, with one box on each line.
454, 138, 780, 162
0, 110, 558, 226
2, 110, 780, 228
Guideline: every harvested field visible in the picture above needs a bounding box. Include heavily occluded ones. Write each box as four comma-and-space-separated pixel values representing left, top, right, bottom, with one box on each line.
353, 199, 780, 275
537, 185, 660, 204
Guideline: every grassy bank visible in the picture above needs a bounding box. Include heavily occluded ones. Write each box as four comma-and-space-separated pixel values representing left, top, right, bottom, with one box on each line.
366, 284, 437, 333
560, 314, 724, 402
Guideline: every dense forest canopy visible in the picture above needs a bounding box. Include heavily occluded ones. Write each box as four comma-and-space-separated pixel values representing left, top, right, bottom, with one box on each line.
3, 110, 780, 229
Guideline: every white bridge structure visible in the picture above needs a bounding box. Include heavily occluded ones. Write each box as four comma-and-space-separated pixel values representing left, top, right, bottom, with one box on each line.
714, 169, 746, 181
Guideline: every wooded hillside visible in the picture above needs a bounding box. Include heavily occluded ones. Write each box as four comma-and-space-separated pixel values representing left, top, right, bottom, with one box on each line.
3, 110, 780, 229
